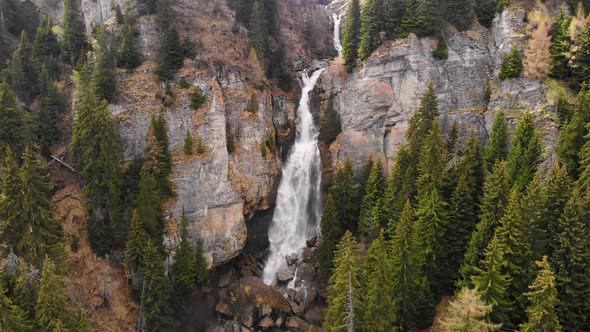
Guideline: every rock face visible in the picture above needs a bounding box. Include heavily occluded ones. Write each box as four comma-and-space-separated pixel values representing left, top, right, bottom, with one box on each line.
318, 9, 557, 173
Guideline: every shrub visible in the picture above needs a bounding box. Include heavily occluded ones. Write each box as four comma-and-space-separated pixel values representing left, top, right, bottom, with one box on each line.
260, 142, 267, 158
190, 87, 206, 109
196, 136, 206, 154
432, 38, 449, 60
183, 130, 193, 155
179, 79, 191, 89
499, 45, 523, 80
227, 127, 236, 153
248, 93, 259, 113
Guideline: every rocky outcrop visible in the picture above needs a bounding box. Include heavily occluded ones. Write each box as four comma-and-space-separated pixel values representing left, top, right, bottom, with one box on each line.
318, 9, 557, 173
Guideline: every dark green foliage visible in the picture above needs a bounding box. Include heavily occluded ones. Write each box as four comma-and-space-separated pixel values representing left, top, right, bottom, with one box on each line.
0, 277, 31, 331
362, 231, 394, 331
475, 0, 497, 28
247, 93, 259, 113
520, 256, 562, 332
521, 176, 550, 262
572, 20, 590, 90
248, 0, 268, 69
557, 88, 590, 179
141, 239, 174, 332
432, 38, 448, 60
342, 0, 361, 71
483, 82, 492, 104
144, 116, 173, 197
260, 141, 267, 157
8, 32, 40, 104
226, 126, 236, 153
35, 258, 72, 331
155, 0, 184, 81
183, 130, 193, 155
507, 113, 542, 192
33, 15, 60, 78
325, 231, 362, 331
0, 81, 30, 155
484, 111, 509, 171
119, 11, 141, 69
37, 72, 66, 156
552, 187, 590, 331
126, 211, 149, 271
173, 211, 197, 293
62, 0, 88, 64
499, 44, 523, 80
194, 237, 208, 286
91, 28, 118, 102
550, 7, 572, 79
196, 136, 206, 155
0, 148, 64, 268
358, 161, 386, 241
136, 169, 164, 243
318, 194, 343, 284
190, 87, 206, 109
544, 163, 571, 258
556, 94, 573, 127
383, 0, 405, 38
71, 76, 124, 255
358, 0, 384, 60
329, 161, 360, 234
447, 0, 475, 31
390, 201, 434, 330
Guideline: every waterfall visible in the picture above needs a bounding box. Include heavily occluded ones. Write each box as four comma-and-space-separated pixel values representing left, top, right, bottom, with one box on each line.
333, 13, 343, 58
262, 68, 325, 285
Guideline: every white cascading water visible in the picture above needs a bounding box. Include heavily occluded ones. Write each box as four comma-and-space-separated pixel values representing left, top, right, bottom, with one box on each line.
262, 68, 325, 285
333, 13, 343, 58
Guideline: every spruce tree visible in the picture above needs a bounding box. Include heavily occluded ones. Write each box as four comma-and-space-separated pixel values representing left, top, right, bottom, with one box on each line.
0, 148, 64, 268
358, 0, 384, 60
557, 87, 590, 179
358, 160, 386, 241
520, 256, 561, 332
441, 287, 500, 332
382, 0, 404, 38
549, 7, 572, 79
544, 163, 571, 258
143, 120, 172, 196
136, 169, 164, 243
572, 20, 590, 90
91, 28, 118, 103
0, 81, 29, 155
194, 237, 208, 286
9, 32, 40, 104
119, 8, 141, 69
447, 0, 475, 31
0, 283, 31, 332
362, 231, 394, 331
553, 187, 590, 331
390, 201, 433, 330
414, 0, 438, 36
126, 211, 149, 272
183, 130, 193, 155
155, 0, 184, 81
575, 127, 590, 194
556, 94, 573, 127
507, 113, 542, 192
417, 119, 445, 197
459, 161, 510, 287
35, 257, 72, 331
342, 0, 361, 71
318, 194, 343, 284
173, 210, 197, 293
141, 239, 174, 332
499, 44, 523, 80
400, 0, 419, 35
37, 74, 66, 156
382, 147, 413, 233
62, 0, 88, 64
329, 161, 360, 233
521, 175, 549, 262
33, 15, 61, 78
484, 111, 509, 171
324, 231, 362, 332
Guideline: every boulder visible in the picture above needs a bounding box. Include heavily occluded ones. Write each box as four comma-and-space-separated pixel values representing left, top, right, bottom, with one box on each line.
306, 235, 317, 247
215, 302, 233, 318
286, 253, 299, 266
277, 267, 294, 283
301, 247, 317, 263
295, 264, 316, 282
258, 316, 274, 330
304, 306, 326, 326
236, 277, 292, 314
285, 316, 310, 331
218, 270, 233, 288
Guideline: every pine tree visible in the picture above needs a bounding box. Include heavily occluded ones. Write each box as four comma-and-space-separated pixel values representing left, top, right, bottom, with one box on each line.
552, 187, 590, 331
318, 194, 343, 284
126, 211, 149, 271
70, 77, 123, 255
8, 32, 40, 104
62, 0, 88, 64
342, 0, 361, 71
520, 256, 561, 332
447, 0, 475, 31
0, 81, 29, 155
155, 0, 184, 81
471, 236, 512, 325
572, 20, 590, 90
0, 148, 64, 268
441, 287, 501, 332
183, 130, 193, 155
37, 73, 66, 156
358, 160, 386, 241
459, 161, 510, 288
390, 201, 433, 330
484, 111, 509, 171
173, 210, 197, 293
358, 0, 384, 60
324, 231, 362, 332
507, 113, 542, 192
0, 282, 31, 332
499, 44, 523, 80
557, 87, 590, 179
136, 169, 164, 243
35, 257, 72, 331
362, 231, 394, 331
549, 7, 572, 79
141, 239, 174, 332
544, 163, 571, 258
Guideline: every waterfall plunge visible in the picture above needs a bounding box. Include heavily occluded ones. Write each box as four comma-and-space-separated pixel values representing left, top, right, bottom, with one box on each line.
262, 68, 325, 285
333, 13, 343, 58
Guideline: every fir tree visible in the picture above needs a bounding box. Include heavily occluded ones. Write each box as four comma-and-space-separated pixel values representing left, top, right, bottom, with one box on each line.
0, 81, 29, 155
342, 0, 361, 71
417, 119, 445, 197
441, 287, 501, 332
447, 0, 475, 31
557, 87, 590, 179
33, 15, 60, 78
119, 8, 141, 69
329, 161, 360, 234
383, 0, 404, 38
62, 0, 88, 64
414, 0, 438, 36
141, 239, 174, 332
499, 44, 523, 80
544, 163, 571, 258
362, 231, 394, 331
484, 111, 509, 171
549, 7, 572, 79
390, 201, 433, 330
520, 256, 561, 332
0, 148, 64, 268
382, 148, 413, 233
91, 28, 118, 102
37, 74, 66, 156
324, 231, 362, 332
459, 161, 510, 288
8, 32, 40, 104
521, 175, 549, 262
318, 194, 343, 284
556, 94, 573, 127
143, 120, 172, 196
572, 20, 590, 90
173, 210, 197, 293
0, 283, 31, 332
358, 0, 384, 60
35, 257, 72, 331
507, 113, 542, 192
400, 0, 419, 35
194, 237, 208, 286
126, 211, 149, 271
136, 169, 164, 243
155, 0, 184, 81
432, 38, 448, 60
358, 160, 386, 241
183, 130, 193, 155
